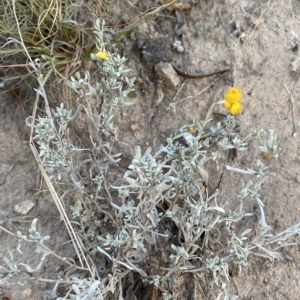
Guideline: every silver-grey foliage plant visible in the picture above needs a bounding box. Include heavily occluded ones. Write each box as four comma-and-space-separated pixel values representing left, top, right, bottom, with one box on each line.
1, 19, 300, 300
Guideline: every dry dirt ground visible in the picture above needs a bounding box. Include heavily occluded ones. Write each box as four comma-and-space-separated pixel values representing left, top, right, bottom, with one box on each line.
1, 0, 300, 299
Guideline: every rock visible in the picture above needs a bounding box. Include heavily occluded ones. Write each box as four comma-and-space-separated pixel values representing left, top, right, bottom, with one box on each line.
154, 62, 181, 91
139, 38, 173, 65
14, 200, 35, 215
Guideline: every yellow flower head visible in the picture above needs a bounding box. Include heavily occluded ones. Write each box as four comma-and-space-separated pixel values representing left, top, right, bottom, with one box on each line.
223, 101, 231, 110
229, 102, 242, 115
222, 87, 242, 115
95, 51, 107, 60
263, 152, 273, 160
224, 87, 242, 104
188, 126, 195, 132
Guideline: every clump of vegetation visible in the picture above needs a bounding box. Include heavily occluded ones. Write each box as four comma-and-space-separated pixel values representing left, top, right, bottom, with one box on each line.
1, 15, 300, 300
0, 0, 113, 104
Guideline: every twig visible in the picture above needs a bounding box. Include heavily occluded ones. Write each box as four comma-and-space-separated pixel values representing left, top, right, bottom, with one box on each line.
111, 0, 177, 43
218, 7, 235, 86
167, 77, 219, 111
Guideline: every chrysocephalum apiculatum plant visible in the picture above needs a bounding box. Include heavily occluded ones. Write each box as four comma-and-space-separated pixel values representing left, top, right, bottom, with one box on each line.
1, 18, 300, 300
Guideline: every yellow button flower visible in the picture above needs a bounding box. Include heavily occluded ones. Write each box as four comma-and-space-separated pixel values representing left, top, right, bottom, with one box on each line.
223, 101, 231, 109
223, 87, 242, 115
95, 51, 107, 60
229, 102, 242, 115
263, 152, 273, 159
224, 87, 242, 104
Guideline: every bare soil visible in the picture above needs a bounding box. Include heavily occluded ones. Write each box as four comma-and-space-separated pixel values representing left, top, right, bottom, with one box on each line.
1, 0, 300, 299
